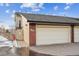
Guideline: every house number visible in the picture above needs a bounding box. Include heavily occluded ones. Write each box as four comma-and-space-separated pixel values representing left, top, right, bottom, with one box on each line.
30, 29, 35, 32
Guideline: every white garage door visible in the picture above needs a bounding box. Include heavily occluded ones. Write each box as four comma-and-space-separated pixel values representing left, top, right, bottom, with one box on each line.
36, 25, 71, 45
74, 26, 79, 42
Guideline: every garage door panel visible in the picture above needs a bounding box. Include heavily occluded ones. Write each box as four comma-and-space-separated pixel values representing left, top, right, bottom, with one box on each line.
36, 25, 71, 45
74, 26, 79, 42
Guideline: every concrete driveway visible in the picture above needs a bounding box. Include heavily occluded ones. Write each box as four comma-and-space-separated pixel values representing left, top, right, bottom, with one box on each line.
29, 43, 79, 56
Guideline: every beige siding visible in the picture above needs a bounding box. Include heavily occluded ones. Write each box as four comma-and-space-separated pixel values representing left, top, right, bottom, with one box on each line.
16, 29, 26, 47
21, 15, 29, 47
15, 14, 29, 47
15, 14, 21, 28
36, 25, 71, 45
16, 29, 23, 41
74, 26, 79, 42
15, 15, 24, 47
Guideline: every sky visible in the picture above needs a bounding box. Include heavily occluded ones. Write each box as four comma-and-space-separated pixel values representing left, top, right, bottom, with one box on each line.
0, 3, 79, 28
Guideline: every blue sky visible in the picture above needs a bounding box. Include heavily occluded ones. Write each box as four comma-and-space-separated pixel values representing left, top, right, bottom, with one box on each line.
0, 3, 79, 27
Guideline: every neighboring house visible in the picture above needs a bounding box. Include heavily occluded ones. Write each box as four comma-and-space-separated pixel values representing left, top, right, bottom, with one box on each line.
0, 27, 12, 41
15, 12, 79, 47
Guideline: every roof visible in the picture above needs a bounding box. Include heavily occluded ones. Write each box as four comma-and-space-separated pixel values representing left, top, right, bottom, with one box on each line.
15, 12, 79, 24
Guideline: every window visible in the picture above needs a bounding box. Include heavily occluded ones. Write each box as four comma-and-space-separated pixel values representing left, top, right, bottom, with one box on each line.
16, 20, 22, 29
18, 20, 22, 29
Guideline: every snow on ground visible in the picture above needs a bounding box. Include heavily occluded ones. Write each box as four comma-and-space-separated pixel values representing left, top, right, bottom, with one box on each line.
0, 35, 13, 47
0, 35, 18, 56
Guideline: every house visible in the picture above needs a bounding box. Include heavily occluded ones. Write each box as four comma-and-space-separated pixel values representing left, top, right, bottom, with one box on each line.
15, 12, 79, 48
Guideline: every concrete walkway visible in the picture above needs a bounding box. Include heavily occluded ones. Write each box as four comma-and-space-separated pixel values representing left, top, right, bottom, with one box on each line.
29, 43, 79, 56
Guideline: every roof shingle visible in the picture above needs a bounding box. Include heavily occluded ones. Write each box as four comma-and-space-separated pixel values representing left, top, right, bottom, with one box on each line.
15, 12, 79, 24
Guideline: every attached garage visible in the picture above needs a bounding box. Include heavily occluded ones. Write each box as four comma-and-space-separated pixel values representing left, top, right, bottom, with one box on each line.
15, 13, 79, 47
36, 25, 71, 45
